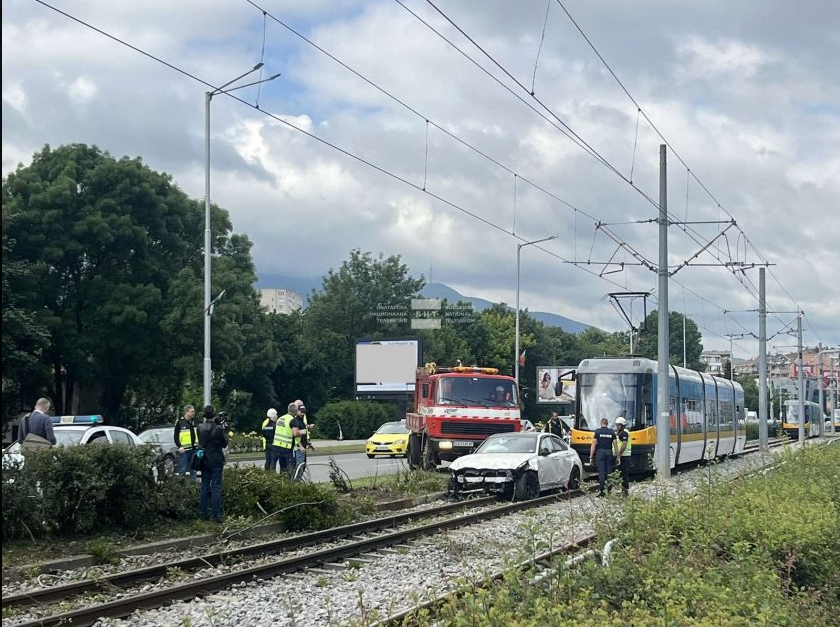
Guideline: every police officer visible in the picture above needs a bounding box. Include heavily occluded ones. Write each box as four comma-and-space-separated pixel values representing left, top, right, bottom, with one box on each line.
273, 402, 301, 475
615, 416, 631, 496
173, 404, 198, 479
261, 408, 278, 470
588, 417, 619, 497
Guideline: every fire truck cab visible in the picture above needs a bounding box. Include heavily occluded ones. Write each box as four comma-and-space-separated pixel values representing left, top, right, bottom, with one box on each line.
406, 363, 521, 470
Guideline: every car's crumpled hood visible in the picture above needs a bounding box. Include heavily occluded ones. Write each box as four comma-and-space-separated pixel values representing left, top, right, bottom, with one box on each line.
449, 452, 536, 472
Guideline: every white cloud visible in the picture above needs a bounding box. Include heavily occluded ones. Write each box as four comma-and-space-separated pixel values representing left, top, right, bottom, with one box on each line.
2, 0, 838, 353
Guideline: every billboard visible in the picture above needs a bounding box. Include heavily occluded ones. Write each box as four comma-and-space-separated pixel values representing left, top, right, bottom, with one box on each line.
355, 338, 421, 394
536, 366, 577, 404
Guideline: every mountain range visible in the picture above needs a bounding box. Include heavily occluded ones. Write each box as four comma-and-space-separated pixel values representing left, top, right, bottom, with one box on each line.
256, 273, 591, 333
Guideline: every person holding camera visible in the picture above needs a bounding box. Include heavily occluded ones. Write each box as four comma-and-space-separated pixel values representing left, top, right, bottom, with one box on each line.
197, 405, 228, 523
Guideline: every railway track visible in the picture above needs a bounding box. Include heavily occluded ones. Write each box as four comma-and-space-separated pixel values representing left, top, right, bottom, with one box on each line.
4, 490, 589, 627
3, 437, 798, 627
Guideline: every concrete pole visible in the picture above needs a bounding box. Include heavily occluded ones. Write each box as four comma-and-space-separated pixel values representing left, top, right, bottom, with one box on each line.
657, 144, 671, 481
204, 91, 213, 409
758, 267, 768, 450
818, 346, 825, 437
515, 243, 521, 387
797, 314, 805, 443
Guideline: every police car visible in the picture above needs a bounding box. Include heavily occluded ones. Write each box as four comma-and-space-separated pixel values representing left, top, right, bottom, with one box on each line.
3, 415, 144, 468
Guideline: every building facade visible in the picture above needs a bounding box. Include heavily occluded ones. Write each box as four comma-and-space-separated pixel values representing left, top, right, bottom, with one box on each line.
259, 288, 303, 314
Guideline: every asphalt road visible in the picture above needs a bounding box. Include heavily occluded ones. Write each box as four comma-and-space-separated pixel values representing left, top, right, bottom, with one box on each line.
231, 452, 413, 483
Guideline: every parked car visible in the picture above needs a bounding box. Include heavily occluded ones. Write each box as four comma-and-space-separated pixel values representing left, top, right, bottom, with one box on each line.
448, 431, 582, 500
365, 421, 410, 458
138, 425, 180, 476
3, 415, 144, 469
520, 419, 536, 431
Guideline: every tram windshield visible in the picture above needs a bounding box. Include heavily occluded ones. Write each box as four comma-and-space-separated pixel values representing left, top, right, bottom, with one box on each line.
577, 373, 651, 431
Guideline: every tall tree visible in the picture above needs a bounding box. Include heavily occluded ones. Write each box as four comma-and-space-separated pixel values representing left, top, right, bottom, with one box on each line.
303, 250, 425, 398
635, 310, 704, 369
2, 144, 274, 426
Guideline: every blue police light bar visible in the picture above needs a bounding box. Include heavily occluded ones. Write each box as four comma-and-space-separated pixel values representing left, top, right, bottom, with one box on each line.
50, 415, 104, 425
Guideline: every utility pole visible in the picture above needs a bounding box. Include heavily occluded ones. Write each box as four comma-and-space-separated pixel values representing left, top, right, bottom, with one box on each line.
758, 267, 768, 450
724, 333, 746, 380
817, 343, 824, 437
796, 313, 805, 444
656, 144, 671, 481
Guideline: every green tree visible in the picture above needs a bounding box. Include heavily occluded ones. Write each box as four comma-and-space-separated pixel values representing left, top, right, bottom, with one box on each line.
2, 144, 274, 427
1, 226, 51, 425
736, 374, 760, 412
303, 250, 425, 399
635, 310, 704, 369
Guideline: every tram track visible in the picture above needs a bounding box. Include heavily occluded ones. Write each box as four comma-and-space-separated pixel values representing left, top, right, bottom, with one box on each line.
2, 437, 799, 627
4, 490, 590, 627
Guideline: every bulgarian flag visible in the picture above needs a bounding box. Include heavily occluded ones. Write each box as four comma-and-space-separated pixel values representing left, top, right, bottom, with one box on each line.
519, 349, 527, 367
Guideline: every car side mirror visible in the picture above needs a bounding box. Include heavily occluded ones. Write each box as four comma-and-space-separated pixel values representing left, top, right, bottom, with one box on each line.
539, 448, 550, 456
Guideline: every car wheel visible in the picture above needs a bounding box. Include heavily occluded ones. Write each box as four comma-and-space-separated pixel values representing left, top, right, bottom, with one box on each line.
514, 471, 540, 501
162, 455, 176, 476
567, 466, 581, 491
389, 454, 396, 458
366, 454, 374, 459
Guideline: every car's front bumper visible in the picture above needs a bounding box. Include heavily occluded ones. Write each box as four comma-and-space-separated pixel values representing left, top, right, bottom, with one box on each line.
366, 441, 408, 456
449, 470, 516, 494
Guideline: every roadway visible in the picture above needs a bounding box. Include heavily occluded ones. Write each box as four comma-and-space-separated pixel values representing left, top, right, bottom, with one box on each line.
232, 452, 414, 483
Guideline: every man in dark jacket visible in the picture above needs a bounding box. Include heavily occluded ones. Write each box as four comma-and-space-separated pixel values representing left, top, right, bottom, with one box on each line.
19, 398, 57, 445
197, 405, 229, 523
543, 412, 569, 439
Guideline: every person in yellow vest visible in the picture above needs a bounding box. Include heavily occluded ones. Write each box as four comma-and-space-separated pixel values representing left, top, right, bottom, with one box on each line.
173, 404, 198, 479
272, 402, 301, 475
261, 408, 278, 470
615, 416, 631, 496
294, 399, 316, 435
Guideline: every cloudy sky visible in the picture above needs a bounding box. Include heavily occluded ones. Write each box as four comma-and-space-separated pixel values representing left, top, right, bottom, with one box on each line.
4, 0, 839, 360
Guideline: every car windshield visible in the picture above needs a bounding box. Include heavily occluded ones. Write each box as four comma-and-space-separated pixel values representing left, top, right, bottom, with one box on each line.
476, 434, 537, 454
376, 423, 409, 435
436, 376, 518, 407
139, 428, 170, 443
54, 430, 85, 447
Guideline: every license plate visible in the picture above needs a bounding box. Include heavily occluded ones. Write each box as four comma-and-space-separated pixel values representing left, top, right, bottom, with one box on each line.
376, 446, 390, 451
454, 441, 474, 447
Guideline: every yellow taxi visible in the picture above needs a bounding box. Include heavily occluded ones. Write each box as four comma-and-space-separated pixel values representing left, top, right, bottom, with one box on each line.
365, 421, 410, 458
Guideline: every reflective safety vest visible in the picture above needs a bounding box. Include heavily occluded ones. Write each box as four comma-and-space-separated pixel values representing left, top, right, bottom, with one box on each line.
176, 418, 197, 448
273, 415, 294, 449
618, 429, 632, 457
261, 418, 276, 450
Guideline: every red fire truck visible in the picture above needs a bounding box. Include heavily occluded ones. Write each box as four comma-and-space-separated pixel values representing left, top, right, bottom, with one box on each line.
406, 363, 521, 470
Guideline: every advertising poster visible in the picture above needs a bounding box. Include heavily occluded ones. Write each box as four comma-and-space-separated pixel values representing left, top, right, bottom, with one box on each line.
536, 366, 577, 404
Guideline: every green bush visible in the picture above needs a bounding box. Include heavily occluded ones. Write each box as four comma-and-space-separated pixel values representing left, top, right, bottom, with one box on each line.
228, 431, 263, 453
21, 445, 162, 536
1, 460, 46, 542
222, 465, 344, 531
314, 400, 397, 439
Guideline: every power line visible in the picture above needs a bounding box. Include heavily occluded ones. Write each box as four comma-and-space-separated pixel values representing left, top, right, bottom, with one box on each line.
402, 0, 773, 305
30, 0, 639, 297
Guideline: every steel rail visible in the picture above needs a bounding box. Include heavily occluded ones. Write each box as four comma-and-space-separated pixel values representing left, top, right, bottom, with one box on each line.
2, 495, 497, 610
10, 491, 582, 627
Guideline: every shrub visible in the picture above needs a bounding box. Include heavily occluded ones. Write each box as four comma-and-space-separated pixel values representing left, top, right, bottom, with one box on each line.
1, 460, 46, 542
227, 432, 262, 453
314, 400, 397, 439
222, 465, 345, 530
22, 445, 162, 535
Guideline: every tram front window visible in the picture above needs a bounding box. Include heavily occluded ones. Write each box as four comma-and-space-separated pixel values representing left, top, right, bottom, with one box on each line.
577, 373, 651, 431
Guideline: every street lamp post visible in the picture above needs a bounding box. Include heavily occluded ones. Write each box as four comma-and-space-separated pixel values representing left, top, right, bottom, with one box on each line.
204, 64, 280, 408
515, 235, 557, 387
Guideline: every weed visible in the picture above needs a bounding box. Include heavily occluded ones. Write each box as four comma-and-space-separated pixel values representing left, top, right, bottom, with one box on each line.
88, 539, 119, 565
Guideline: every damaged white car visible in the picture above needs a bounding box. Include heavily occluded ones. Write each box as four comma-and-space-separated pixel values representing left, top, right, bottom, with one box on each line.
448, 432, 582, 500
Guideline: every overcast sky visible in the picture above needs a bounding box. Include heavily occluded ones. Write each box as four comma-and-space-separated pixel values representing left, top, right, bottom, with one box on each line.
4, 0, 839, 360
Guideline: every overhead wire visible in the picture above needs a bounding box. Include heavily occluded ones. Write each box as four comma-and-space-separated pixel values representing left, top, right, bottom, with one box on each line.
30, 0, 639, 298
405, 0, 771, 308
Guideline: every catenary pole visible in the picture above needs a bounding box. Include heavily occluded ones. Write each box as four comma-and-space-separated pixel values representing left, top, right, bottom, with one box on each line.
797, 313, 805, 444
656, 144, 671, 481
758, 267, 768, 451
